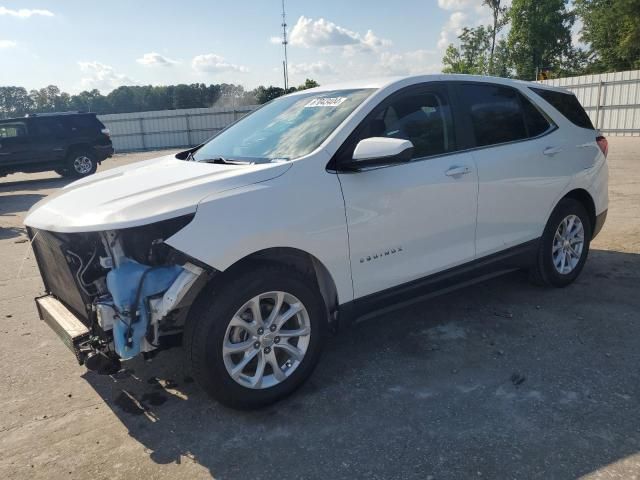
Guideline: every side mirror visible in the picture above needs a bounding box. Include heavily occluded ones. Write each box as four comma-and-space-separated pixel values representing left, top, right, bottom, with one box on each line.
343, 137, 414, 170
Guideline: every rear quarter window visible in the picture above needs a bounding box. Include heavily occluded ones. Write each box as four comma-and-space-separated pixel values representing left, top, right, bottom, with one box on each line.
65, 115, 101, 133
530, 88, 594, 130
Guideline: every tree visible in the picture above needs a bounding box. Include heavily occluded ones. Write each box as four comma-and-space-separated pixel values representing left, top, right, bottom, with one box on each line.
575, 0, 640, 72
252, 85, 286, 104
483, 0, 509, 72
29, 85, 68, 113
507, 0, 576, 80
297, 78, 319, 90
0, 87, 31, 118
442, 26, 492, 75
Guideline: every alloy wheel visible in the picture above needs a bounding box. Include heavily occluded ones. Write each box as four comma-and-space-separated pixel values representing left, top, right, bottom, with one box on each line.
73, 156, 93, 174
222, 291, 311, 389
552, 214, 585, 274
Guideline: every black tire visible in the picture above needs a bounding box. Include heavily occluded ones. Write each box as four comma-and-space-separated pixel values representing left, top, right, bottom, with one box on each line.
529, 198, 592, 287
66, 149, 97, 178
184, 263, 328, 409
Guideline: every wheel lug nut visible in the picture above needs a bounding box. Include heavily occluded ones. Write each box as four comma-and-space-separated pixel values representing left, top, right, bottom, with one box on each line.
274, 336, 280, 344
270, 325, 277, 332
264, 347, 271, 354
254, 342, 260, 349
257, 327, 264, 335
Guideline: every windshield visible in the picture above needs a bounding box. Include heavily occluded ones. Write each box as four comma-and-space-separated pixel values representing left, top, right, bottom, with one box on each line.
192, 88, 374, 163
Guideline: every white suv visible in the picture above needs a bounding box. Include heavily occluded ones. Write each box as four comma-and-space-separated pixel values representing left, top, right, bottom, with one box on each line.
25, 75, 608, 409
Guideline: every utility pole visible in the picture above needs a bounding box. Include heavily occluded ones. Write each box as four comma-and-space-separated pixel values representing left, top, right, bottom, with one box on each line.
281, 0, 289, 91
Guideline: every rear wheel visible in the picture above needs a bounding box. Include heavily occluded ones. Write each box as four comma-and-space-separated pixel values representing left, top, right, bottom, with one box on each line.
65, 150, 97, 178
530, 198, 592, 287
184, 263, 328, 409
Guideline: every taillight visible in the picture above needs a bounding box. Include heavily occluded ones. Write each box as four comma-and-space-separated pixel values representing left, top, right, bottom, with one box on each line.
596, 135, 608, 157
101, 127, 111, 138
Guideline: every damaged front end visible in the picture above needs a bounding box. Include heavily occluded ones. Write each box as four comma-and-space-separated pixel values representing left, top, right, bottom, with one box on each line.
29, 215, 210, 374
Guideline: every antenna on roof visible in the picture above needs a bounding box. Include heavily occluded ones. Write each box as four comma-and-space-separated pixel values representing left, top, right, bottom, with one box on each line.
281, 0, 289, 91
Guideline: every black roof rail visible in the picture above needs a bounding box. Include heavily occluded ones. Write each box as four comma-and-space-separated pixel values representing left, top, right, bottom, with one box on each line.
25, 111, 90, 118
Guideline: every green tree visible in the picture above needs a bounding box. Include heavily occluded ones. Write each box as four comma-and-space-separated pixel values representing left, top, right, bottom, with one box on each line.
252, 85, 286, 104
575, 0, 640, 72
442, 26, 492, 75
297, 78, 320, 90
507, 0, 575, 80
29, 85, 67, 112
0, 87, 32, 118
483, 0, 509, 72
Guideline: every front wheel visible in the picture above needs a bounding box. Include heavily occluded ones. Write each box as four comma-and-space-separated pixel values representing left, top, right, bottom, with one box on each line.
184, 263, 328, 409
530, 198, 592, 287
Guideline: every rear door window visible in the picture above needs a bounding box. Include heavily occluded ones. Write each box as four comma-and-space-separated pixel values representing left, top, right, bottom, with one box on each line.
457, 84, 528, 147
530, 88, 594, 129
457, 84, 554, 147
33, 118, 66, 136
521, 95, 554, 137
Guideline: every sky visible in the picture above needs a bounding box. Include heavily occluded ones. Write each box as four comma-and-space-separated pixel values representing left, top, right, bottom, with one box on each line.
0, 0, 510, 94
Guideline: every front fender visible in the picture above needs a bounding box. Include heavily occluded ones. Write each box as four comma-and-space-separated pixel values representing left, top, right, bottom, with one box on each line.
165, 158, 354, 304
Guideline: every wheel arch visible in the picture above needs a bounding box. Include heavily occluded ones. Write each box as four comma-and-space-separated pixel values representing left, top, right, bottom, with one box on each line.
560, 188, 596, 235
205, 247, 340, 331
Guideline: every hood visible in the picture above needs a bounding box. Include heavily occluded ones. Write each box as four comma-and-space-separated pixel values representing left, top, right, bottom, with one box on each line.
24, 154, 291, 233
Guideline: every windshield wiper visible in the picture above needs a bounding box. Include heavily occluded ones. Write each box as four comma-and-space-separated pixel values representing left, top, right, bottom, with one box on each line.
200, 156, 253, 165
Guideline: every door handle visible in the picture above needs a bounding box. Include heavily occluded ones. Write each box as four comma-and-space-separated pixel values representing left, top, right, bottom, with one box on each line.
445, 166, 471, 177
543, 146, 563, 156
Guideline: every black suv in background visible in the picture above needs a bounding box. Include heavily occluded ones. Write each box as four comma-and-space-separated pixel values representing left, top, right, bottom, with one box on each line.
0, 112, 113, 178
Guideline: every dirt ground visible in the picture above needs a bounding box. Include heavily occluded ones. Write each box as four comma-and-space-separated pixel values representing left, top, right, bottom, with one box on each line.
0, 140, 639, 480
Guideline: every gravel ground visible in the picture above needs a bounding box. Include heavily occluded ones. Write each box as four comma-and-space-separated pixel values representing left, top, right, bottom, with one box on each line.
0, 140, 639, 480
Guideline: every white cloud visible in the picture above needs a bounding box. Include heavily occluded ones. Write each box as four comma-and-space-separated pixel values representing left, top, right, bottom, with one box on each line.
436, 0, 502, 50
377, 50, 441, 76
192, 53, 249, 73
78, 61, 135, 93
437, 0, 478, 10
0, 39, 17, 49
270, 36, 282, 45
0, 7, 54, 18
289, 16, 390, 53
289, 61, 336, 76
437, 10, 471, 50
136, 52, 178, 67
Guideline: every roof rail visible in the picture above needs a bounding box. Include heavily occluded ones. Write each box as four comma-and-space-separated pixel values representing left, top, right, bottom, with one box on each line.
25, 111, 89, 118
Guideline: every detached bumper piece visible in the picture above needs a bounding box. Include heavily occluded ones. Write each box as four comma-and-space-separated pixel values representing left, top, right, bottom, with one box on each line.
35, 294, 90, 364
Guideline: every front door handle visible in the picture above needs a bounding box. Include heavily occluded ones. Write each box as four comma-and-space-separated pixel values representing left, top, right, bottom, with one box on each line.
543, 146, 563, 156
445, 165, 471, 177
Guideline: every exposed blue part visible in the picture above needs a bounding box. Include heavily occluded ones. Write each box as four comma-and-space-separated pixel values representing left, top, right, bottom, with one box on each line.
106, 259, 182, 360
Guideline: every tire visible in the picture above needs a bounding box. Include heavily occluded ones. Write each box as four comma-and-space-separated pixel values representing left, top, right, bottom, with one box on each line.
184, 263, 328, 409
66, 149, 97, 178
529, 198, 592, 287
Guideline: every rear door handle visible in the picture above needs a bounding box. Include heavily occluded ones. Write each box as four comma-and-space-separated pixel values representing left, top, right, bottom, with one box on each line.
543, 146, 563, 156
445, 166, 471, 177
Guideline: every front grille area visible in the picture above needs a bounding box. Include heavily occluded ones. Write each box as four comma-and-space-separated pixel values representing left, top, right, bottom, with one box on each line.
29, 228, 91, 323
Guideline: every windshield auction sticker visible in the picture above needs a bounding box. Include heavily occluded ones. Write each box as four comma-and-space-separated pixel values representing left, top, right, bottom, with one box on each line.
304, 97, 347, 108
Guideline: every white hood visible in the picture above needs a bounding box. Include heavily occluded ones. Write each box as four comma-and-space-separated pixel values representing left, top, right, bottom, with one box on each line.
24, 154, 291, 233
